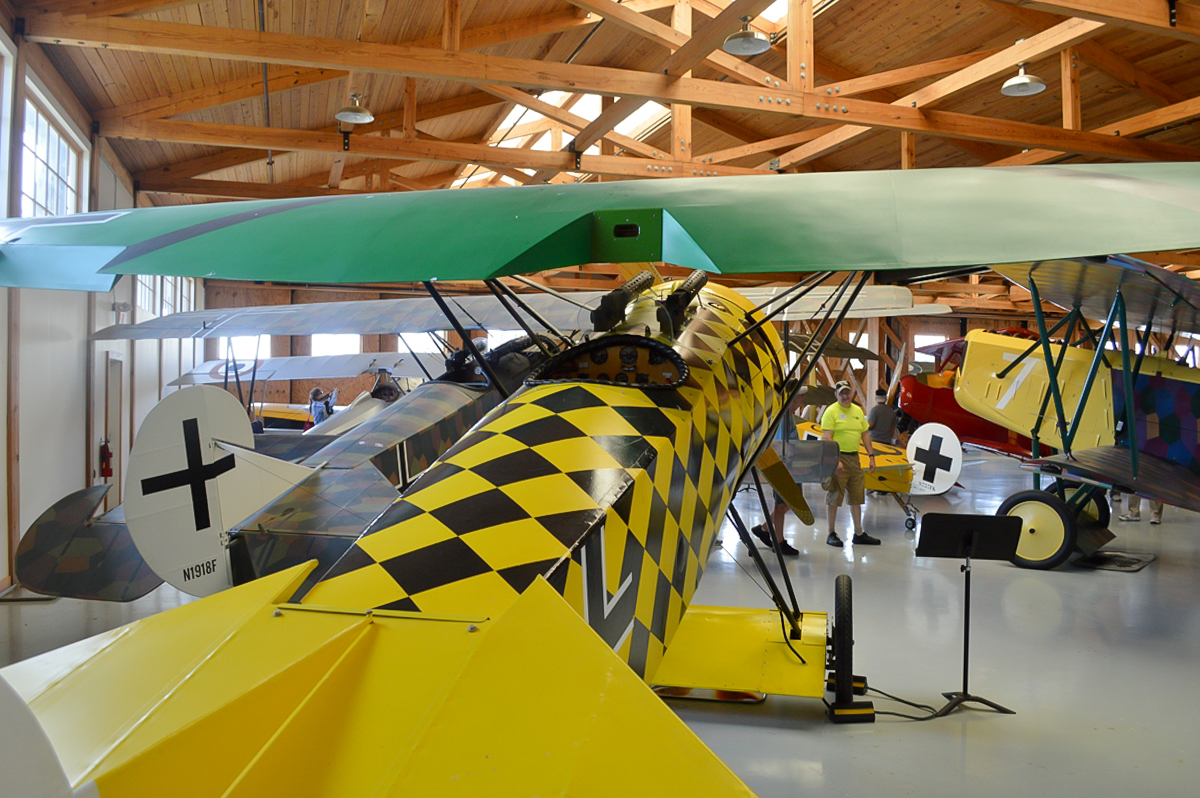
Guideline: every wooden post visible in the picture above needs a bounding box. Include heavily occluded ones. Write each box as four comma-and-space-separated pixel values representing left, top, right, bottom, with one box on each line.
788, 0, 814, 92
403, 76, 417, 138
900, 131, 916, 169
671, 0, 692, 162
1061, 47, 1081, 131
443, 0, 462, 52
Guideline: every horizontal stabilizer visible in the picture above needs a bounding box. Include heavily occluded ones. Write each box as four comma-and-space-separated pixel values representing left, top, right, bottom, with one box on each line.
652, 606, 827, 698
15, 485, 161, 602
3, 567, 755, 797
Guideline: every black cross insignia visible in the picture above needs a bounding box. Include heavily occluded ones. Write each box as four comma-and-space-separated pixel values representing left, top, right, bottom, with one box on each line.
914, 434, 954, 483
140, 418, 236, 530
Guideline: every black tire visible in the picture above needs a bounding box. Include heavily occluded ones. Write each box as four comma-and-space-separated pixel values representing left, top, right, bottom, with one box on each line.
997, 489, 1078, 570
833, 574, 853, 704
904, 516, 917, 531
1042, 483, 1110, 529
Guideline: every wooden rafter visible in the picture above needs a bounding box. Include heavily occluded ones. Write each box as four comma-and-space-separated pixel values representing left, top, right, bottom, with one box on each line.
478, 84, 668, 159
989, 1, 1200, 45
110, 117, 767, 178
133, 90, 504, 181
989, 93, 1200, 166
29, 14, 1200, 165
775, 16, 1110, 167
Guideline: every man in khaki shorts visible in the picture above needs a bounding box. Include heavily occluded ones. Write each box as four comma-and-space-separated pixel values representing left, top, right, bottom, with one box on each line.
821, 381, 880, 547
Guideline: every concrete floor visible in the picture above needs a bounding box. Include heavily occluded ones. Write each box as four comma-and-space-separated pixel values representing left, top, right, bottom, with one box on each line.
3, 452, 1199, 796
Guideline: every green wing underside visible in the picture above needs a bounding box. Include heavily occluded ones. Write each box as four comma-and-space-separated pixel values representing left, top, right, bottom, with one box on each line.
6, 163, 1200, 289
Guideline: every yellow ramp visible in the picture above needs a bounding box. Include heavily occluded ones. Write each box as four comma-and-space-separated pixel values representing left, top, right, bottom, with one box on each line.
652, 606, 828, 699
4, 567, 754, 798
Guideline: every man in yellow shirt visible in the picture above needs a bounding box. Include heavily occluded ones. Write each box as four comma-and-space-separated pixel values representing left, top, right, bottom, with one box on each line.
821, 381, 880, 547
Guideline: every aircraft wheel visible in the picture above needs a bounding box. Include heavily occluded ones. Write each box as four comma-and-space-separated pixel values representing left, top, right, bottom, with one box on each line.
997, 489, 1077, 570
833, 574, 854, 704
904, 516, 917, 531
1042, 484, 1110, 529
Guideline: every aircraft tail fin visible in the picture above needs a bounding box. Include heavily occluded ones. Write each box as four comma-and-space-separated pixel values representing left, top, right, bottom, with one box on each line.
124, 386, 310, 598
3, 566, 755, 797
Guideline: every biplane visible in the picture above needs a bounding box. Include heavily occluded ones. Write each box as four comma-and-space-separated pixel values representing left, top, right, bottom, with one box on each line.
898, 330, 1041, 459
953, 254, 1200, 569
16, 282, 929, 602
5, 163, 1200, 795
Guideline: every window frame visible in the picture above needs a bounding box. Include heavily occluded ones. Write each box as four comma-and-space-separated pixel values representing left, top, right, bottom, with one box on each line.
19, 93, 82, 219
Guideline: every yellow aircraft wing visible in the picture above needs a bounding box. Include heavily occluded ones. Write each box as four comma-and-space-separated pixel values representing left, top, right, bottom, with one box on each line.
2, 564, 753, 798
955, 330, 1115, 451
796, 422, 912, 493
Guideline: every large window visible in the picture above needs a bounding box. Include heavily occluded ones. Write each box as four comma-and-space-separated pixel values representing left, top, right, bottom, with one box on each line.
21, 98, 80, 218
913, 334, 947, 364
135, 274, 157, 313
217, 335, 271, 361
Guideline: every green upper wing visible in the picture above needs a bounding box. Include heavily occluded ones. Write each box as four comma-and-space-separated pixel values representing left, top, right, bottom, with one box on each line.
6, 163, 1200, 290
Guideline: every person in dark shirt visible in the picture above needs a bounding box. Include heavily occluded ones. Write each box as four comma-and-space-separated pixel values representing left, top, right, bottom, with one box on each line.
867, 389, 898, 445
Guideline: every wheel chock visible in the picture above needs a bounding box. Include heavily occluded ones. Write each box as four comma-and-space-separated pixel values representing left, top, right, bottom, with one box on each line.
827, 699, 875, 724
824, 673, 869, 695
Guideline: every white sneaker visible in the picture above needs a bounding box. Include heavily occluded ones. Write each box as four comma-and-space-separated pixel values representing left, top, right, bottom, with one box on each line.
1118, 513, 1141, 522
1150, 516, 1162, 525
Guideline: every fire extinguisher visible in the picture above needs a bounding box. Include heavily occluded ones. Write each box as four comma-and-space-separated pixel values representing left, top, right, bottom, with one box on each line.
99, 438, 113, 478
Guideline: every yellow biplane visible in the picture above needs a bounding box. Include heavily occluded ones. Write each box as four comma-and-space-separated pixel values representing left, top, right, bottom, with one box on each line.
5, 163, 1200, 795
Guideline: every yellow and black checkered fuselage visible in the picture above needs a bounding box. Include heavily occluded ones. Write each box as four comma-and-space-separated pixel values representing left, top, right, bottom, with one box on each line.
302, 282, 785, 680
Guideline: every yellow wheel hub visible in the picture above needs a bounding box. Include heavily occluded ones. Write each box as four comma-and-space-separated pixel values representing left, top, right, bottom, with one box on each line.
1007, 500, 1066, 563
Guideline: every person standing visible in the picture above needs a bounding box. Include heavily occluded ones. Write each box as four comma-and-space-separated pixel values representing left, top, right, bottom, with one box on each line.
1119, 495, 1164, 524
821, 381, 880, 547
867, 388, 897, 445
309, 386, 338, 425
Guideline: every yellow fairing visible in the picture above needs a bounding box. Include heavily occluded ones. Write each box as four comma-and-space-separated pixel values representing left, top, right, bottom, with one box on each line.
956, 330, 1115, 450
2, 566, 753, 797
653, 607, 827, 698
796, 421, 912, 493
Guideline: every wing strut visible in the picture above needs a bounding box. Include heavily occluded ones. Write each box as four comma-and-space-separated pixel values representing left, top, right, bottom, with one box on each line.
724, 504, 803, 648
423, 281, 511, 400
1114, 292, 1140, 478
488, 279, 573, 349
750, 467, 801, 618
483, 279, 553, 359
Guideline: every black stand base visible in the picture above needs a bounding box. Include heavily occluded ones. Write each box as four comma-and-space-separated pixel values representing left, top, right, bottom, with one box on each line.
827, 699, 875, 724
933, 691, 1016, 718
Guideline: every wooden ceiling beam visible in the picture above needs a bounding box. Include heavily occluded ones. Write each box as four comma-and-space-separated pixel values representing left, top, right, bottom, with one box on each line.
479, 84, 669, 159
982, 1, 1192, 106
137, 177, 366, 200
814, 48, 1005, 98
776, 16, 1109, 167
699, 126, 835, 164
111, 117, 767, 178
28, 0, 192, 16
987, 1, 1200, 45
31, 14, 1200, 168
133, 90, 504, 181
91, 3, 663, 126
566, 0, 785, 87
990, 93, 1200, 165
92, 66, 346, 123
527, 0, 780, 182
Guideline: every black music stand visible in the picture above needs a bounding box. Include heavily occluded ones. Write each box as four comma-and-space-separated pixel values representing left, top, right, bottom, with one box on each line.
916, 513, 1022, 718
